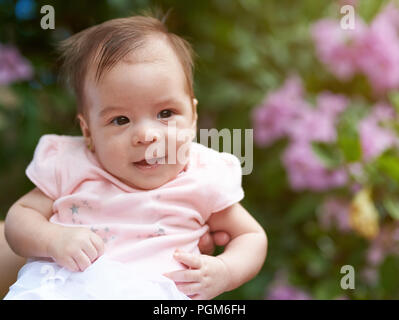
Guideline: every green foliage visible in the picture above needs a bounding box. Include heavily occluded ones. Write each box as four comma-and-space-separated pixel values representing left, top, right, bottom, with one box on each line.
379, 255, 399, 298
312, 142, 342, 169
377, 154, 399, 184
336, 106, 363, 163
382, 197, 399, 220
358, 0, 391, 22
2, 0, 399, 300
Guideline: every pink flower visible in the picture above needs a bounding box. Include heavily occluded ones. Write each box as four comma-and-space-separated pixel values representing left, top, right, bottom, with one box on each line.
286, 109, 337, 143
358, 104, 397, 161
319, 197, 351, 232
359, 119, 395, 161
370, 102, 396, 120
367, 244, 385, 266
0, 43, 33, 85
366, 222, 399, 267
286, 92, 347, 143
339, 0, 358, 6
282, 142, 347, 191
356, 6, 399, 94
252, 78, 349, 191
265, 273, 312, 300
311, 18, 366, 81
266, 284, 312, 300
312, 3, 399, 94
252, 76, 305, 146
253, 82, 349, 192
317, 92, 348, 118
361, 267, 378, 285
253, 74, 348, 147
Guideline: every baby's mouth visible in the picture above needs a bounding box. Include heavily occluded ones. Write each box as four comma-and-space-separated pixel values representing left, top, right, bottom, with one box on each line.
132, 156, 166, 169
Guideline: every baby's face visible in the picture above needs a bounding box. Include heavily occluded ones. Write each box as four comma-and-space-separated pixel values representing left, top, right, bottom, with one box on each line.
80, 36, 197, 190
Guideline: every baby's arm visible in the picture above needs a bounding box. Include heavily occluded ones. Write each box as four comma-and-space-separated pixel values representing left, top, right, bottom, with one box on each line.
207, 203, 267, 292
5, 187, 104, 271
5, 187, 59, 258
164, 203, 267, 299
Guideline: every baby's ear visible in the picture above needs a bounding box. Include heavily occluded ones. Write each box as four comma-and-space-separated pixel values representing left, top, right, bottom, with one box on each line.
190, 98, 198, 140
78, 114, 95, 151
77, 113, 91, 139
192, 98, 198, 123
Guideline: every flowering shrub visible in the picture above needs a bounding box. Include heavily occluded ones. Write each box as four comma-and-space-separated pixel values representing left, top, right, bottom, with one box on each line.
253, 1, 399, 298
0, 43, 33, 86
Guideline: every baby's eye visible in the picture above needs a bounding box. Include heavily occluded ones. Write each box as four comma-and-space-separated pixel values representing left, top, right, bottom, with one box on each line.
111, 116, 130, 126
157, 109, 174, 119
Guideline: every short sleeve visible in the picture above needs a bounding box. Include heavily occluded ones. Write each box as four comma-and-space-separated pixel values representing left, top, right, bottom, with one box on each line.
203, 149, 245, 216
25, 134, 62, 200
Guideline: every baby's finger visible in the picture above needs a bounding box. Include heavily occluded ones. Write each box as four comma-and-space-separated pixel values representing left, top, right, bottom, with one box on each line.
197, 233, 214, 255
62, 256, 79, 272
73, 250, 92, 271
82, 241, 98, 262
176, 282, 202, 296
173, 250, 202, 269
163, 269, 201, 282
213, 231, 231, 247
90, 233, 105, 258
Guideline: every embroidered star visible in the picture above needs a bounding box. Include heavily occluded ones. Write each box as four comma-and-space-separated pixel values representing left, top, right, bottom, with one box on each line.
70, 204, 79, 214
90, 227, 98, 233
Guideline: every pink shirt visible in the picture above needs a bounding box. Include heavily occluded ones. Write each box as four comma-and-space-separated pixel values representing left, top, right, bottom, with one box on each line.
25, 134, 244, 275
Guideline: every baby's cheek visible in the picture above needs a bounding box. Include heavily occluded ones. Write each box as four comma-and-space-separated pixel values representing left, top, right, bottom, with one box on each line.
176, 141, 191, 166
97, 140, 127, 168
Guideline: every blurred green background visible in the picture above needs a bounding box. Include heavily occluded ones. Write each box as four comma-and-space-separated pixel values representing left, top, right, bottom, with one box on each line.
3, 0, 399, 299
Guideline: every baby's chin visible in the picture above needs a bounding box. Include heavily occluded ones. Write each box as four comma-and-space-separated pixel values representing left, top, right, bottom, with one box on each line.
125, 178, 170, 191
119, 166, 184, 191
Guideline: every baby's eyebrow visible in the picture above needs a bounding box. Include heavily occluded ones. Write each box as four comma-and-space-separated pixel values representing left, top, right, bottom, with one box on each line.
99, 98, 185, 117
153, 98, 185, 108
99, 106, 128, 118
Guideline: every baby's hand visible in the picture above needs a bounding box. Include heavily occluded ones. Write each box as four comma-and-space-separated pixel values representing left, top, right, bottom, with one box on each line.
163, 249, 231, 300
47, 226, 104, 272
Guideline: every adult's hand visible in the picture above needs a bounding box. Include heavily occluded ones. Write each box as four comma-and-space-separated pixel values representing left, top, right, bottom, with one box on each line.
198, 230, 231, 255
0, 221, 26, 299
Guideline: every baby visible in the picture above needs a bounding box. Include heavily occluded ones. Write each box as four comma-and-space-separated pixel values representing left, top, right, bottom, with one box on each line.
3, 14, 267, 300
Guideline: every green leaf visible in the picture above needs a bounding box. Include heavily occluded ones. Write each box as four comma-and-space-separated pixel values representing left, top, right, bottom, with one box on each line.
335, 104, 365, 163
379, 256, 399, 296
357, 0, 390, 23
377, 155, 399, 183
313, 278, 343, 300
286, 195, 319, 224
311, 142, 341, 169
388, 91, 399, 114
337, 126, 362, 163
383, 197, 399, 220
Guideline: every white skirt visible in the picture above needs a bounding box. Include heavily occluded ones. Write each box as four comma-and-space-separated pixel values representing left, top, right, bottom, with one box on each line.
4, 255, 190, 300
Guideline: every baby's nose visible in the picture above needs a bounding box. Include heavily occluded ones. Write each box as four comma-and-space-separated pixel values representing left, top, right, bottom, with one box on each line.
132, 125, 160, 146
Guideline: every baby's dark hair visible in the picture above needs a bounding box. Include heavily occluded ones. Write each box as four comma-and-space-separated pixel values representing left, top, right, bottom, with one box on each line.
57, 11, 195, 119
